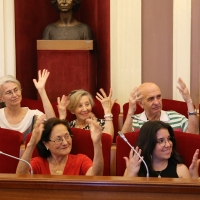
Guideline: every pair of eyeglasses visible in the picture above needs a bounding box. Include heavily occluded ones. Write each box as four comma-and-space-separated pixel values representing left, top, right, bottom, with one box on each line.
156, 136, 174, 147
4, 87, 22, 96
49, 134, 71, 145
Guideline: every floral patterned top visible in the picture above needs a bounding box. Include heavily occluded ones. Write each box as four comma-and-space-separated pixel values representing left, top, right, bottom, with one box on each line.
69, 118, 105, 131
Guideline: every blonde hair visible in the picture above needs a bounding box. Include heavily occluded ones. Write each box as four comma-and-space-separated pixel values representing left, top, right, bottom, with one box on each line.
0, 75, 21, 96
67, 89, 94, 113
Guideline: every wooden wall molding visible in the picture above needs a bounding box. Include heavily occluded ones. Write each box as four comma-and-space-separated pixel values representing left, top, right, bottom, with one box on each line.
0, 174, 200, 200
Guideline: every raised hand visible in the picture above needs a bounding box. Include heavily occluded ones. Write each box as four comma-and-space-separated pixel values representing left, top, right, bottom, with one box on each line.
33, 69, 56, 119
177, 78, 192, 103
85, 117, 103, 176
33, 69, 49, 91
88, 111, 97, 119
57, 95, 70, 119
123, 147, 143, 177
96, 88, 117, 114
29, 115, 46, 146
128, 87, 142, 115
86, 117, 102, 144
189, 149, 200, 178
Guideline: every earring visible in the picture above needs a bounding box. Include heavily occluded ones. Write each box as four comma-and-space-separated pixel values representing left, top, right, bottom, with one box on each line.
46, 147, 48, 150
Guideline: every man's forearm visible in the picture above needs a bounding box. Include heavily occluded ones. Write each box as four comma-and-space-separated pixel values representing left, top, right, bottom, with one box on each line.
186, 102, 199, 134
121, 113, 133, 134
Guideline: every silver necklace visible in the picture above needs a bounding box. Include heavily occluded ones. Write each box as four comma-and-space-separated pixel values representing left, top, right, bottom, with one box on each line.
155, 171, 162, 178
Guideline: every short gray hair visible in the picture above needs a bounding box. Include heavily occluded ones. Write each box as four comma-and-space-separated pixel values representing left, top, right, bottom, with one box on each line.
0, 75, 21, 95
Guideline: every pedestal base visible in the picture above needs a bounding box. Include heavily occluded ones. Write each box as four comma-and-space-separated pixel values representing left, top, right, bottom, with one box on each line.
37, 50, 96, 101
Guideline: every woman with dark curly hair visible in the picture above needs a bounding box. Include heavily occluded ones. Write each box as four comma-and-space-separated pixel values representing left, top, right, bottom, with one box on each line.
123, 121, 198, 178
43, 0, 92, 40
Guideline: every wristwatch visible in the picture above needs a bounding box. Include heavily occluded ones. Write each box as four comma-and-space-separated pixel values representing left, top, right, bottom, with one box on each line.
104, 113, 113, 118
188, 111, 197, 115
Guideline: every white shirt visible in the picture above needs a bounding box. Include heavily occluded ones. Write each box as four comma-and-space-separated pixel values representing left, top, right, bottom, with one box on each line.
0, 107, 43, 139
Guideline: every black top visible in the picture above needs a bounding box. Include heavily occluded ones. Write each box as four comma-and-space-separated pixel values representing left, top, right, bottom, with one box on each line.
152, 159, 179, 178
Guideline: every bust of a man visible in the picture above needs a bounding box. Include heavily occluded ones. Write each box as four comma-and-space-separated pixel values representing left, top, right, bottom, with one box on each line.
42, 0, 92, 40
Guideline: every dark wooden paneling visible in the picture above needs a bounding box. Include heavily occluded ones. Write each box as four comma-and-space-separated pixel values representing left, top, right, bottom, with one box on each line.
0, 175, 200, 200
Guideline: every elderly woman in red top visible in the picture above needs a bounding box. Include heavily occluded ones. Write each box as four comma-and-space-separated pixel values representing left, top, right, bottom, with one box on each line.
16, 116, 103, 175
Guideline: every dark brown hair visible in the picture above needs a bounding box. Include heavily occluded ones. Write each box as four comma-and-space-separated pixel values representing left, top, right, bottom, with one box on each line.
136, 121, 183, 177
37, 118, 73, 158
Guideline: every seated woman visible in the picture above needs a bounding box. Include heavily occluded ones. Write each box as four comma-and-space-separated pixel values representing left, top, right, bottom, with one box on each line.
39, 68, 115, 139
123, 120, 197, 178
57, 89, 115, 139
0, 70, 55, 140
16, 116, 103, 175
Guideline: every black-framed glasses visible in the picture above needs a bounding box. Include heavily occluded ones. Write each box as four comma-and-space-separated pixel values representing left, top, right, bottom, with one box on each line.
156, 136, 174, 147
49, 134, 71, 145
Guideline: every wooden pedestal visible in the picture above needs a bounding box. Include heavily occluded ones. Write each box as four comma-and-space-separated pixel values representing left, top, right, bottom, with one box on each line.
37, 40, 96, 101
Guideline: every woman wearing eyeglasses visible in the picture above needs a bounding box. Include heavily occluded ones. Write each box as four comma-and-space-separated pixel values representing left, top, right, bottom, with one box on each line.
123, 121, 196, 178
0, 70, 55, 140
16, 116, 103, 176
